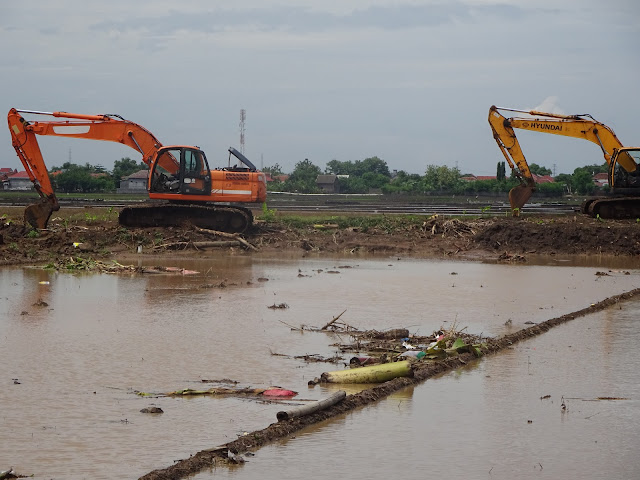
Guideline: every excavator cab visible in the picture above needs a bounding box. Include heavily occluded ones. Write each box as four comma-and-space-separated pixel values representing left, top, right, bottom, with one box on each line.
149, 147, 211, 196
611, 148, 640, 189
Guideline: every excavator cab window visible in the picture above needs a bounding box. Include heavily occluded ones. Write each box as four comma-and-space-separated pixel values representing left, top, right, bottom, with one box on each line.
149, 147, 212, 195
179, 148, 211, 195
150, 149, 181, 193
612, 149, 640, 189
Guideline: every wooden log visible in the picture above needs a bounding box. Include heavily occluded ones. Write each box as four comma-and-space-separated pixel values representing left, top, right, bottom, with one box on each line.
320, 361, 412, 384
321, 309, 347, 330
277, 390, 346, 421
195, 227, 258, 251
368, 328, 410, 340
154, 240, 242, 249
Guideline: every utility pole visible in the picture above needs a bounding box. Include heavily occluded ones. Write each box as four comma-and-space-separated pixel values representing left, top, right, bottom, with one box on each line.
239, 109, 246, 155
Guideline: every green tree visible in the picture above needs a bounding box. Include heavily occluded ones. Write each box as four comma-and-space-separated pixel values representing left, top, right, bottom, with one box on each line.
553, 173, 573, 194
536, 182, 565, 196
326, 157, 390, 177
496, 161, 506, 181
338, 176, 369, 194
361, 171, 390, 190
283, 158, 322, 193
262, 163, 284, 177
112, 157, 147, 185
53, 163, 115, 193
382, 171, 423, 194
325, 159, 354, 175
529, 163, 552, 176
423, 165, 462, 192
572, 168, 596, 195
359, 157, 390, 177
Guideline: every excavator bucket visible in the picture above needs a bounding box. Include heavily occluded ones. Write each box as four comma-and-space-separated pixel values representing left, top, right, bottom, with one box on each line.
24, 200, 56, 230
508, 184, 534, 217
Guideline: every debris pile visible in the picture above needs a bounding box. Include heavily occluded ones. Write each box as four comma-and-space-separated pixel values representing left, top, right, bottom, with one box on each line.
136, 385, 297, 399
423, 215, 477, 237
42, 257, 199, 275
331, 325, 487, 366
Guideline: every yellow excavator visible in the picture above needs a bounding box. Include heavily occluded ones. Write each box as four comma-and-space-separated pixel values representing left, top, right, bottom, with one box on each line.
488, 105, 640, 218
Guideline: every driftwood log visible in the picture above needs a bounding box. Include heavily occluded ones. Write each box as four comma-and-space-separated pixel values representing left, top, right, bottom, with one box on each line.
276, 390, 346, 421
321, 309, 347, 330
195, 227, 258, 251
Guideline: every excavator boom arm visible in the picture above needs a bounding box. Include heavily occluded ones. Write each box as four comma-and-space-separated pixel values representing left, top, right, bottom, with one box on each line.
9, 108, 166, 167
7, 108, 170, 228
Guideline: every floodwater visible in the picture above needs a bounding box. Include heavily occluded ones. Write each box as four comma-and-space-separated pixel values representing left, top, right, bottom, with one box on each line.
1, 253, 639, 479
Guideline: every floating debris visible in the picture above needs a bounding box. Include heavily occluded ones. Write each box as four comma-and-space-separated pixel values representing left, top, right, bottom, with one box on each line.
140, 407, 164, 414
137, 386, 297, 398
498, 252, 526, 262
43, 257, 198, 275
268, 303, 289, 309
32, 298, 48, 307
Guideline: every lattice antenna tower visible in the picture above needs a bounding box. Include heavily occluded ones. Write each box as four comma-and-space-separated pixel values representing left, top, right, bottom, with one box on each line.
239, 109, 246, 154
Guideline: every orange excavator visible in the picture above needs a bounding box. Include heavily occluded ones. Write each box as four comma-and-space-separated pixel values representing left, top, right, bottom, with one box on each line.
7, 108, 267, 232
488, 105, 640, 218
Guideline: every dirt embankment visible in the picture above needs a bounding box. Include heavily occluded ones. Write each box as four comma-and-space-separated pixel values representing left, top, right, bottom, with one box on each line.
1, 210, 640, 265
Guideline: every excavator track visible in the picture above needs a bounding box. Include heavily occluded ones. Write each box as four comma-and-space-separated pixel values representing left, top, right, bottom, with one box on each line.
118, 204, 253, 233
582, 197, 640, 219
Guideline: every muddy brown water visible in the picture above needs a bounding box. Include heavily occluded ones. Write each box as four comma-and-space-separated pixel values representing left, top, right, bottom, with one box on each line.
1, 253, 640, 479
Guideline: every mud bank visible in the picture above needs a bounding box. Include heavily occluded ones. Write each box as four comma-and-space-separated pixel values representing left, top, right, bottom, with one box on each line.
138, 287, 640, 480
2, 207, 640, 266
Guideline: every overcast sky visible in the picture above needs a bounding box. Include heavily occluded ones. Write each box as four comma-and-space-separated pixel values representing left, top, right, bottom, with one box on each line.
1, 0, 639, 176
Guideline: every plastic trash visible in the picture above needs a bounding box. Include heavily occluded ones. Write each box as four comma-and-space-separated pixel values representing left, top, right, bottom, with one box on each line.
399, 351, 426, 359
350, 356, 377, 366
261, 388, 297, 397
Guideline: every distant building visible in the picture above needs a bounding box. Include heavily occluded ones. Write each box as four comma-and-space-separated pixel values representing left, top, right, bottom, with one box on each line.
461, 173, 555, 184
460, 175, 497, 182
0, 168, 17, 189
593, 172, 609, 187
316, 174, 340, 193
117, 170, 149, 193
263, 173, 290, 183
532, 174, 554, 184
5, 171, 34, 190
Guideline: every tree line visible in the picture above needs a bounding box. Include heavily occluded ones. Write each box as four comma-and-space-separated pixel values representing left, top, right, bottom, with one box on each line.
263, 157, 608, 196
40, 156, 607, 197
48, 158, 146, 193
